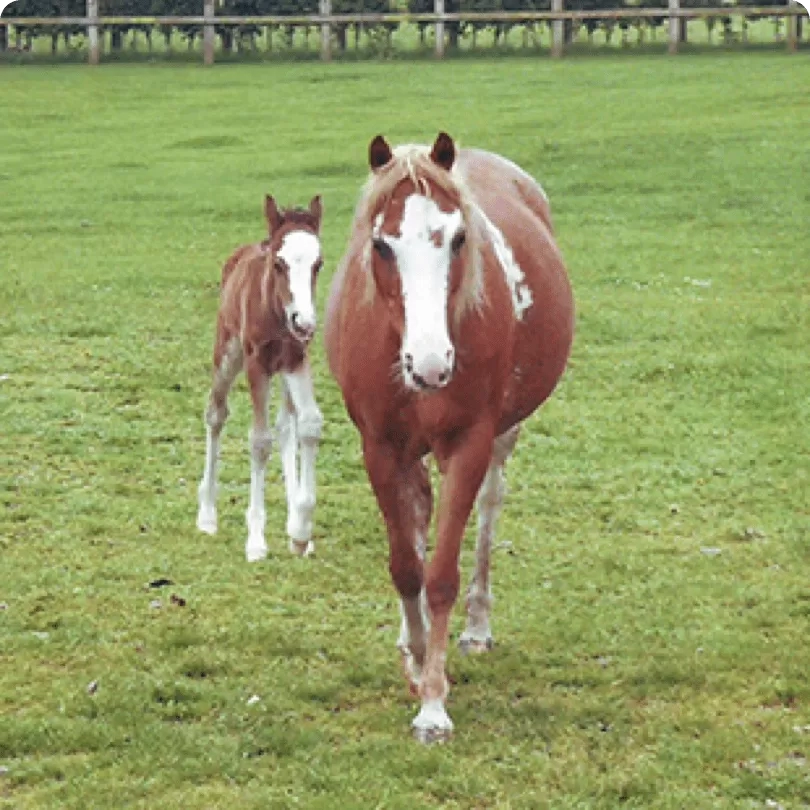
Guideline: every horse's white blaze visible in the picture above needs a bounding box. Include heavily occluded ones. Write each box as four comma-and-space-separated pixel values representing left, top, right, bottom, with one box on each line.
277, 230, 319, 332
476, 206, 533, 320
388, 194, 462, 389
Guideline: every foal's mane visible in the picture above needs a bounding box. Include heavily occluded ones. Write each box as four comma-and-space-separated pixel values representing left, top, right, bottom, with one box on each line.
354, 144, 484, 324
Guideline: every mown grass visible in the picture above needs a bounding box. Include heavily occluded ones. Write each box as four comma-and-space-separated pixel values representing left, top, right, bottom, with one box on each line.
1, 54, 809, 808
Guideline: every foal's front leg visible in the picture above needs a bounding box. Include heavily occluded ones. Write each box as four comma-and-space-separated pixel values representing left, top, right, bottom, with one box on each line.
280, 360, 323, 557
245, 358, 273, 562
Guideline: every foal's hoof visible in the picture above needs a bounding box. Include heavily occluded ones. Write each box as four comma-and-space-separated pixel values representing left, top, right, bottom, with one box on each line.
245, 540, 268, 563
458, 634, 494, 655
413, 725, 453, 745
196, 508, 217, 535
289, 538, 315, 558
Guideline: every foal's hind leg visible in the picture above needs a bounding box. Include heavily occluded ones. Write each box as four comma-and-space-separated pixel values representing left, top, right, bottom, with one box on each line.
197, 338, 243, 535
459, 424, 521, 654
280, 360, 323, 557
244, 357, 273, 563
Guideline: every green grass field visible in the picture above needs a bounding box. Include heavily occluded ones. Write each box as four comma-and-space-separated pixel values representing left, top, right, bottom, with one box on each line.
1, 54, 809, 808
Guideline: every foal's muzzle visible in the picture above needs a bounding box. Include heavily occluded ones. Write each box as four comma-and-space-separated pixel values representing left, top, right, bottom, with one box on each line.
290, 312, 315, 344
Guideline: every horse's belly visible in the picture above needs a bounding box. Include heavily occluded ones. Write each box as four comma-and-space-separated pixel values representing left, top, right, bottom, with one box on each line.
498, 268, 574, 433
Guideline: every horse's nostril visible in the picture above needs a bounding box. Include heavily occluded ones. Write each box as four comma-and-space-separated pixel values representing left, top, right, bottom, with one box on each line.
438, 372, 447, 384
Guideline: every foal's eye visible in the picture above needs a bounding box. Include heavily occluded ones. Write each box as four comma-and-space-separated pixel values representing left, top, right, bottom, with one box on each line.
313, 258, 323, 275
274, 258, 286, 274
372, 238, 394, 262
451, 230, 466, 254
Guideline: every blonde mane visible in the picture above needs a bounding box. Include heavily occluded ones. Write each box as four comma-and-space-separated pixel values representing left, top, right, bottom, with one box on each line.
353, 144, 484, 325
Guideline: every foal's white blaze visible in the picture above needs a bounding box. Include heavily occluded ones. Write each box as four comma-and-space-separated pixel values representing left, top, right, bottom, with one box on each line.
387, 194, 462, 390
277, 230, 320, 338
476, 206, 533, 320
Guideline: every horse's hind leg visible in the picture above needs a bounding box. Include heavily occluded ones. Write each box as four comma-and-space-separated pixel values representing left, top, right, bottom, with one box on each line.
281, 360, 323, 557
197, 337, 243, 535
459, 423, 521, 654
397, 457, 432, 692
245, 357, 273, 563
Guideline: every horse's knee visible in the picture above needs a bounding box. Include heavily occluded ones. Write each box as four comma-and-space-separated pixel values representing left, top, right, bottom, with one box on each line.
249, 428, 273, 465
390, 555, 423, 601
426, 568, 460, 615
205, 399, 228, 432
297, 407, 323, 443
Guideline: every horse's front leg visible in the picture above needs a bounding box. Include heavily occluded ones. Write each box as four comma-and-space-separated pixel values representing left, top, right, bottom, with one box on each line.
396, 458, 433, 693
414, 421, 494, 743
281, 360, 323, 557
363, 439, 428, 690
245, 358, 272, 562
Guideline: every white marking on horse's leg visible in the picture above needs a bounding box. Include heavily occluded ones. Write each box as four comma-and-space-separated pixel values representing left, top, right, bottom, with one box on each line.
197, 339, 242, 535
458, 463, 502, 652
245, 364, 271, 563
460, 425, 520, 653
397, 458, 432, 688
281, 361, 322, 557
412, 697, 454, 744
398, 589, 430, 690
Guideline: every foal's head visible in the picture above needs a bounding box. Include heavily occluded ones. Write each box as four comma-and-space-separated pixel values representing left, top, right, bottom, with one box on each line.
263, 194, 323, 344
362, 132, 480, 393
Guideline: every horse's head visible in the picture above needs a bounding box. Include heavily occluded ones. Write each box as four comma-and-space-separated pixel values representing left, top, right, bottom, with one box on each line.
365, 132, 477, 393
263, 194, 323, 344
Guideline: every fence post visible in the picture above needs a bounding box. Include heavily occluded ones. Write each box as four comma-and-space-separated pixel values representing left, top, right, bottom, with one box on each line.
87, 0, 99, 64
435, 0, 445, 58
551, 0, 563, 57
787, 0, 798, 51
668, 0, 679, 53
320, 0, 331, 61
203, 0, 215, 65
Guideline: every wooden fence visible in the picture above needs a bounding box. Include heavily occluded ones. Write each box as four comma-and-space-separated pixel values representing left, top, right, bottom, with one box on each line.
0, 0, 806, 63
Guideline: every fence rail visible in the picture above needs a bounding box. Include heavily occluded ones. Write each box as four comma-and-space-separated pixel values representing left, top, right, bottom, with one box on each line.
0, 1, 805, 62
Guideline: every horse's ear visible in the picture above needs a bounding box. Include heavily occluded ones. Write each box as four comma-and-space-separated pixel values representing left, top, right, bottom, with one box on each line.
430, 132, 456, 172
309, 195, 322, 233
265, 194, 283, 235
369, 135, 393, 172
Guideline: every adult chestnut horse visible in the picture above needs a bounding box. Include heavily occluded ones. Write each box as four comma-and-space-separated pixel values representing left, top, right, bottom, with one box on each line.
197, 195, 324, 563
325, 133, 574, 742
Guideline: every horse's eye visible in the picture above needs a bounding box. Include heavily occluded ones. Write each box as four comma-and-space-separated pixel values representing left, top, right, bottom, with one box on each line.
373, 238, 394, 262
274, 258, 286, 274
451, 230, 466, 254
313, 258, 323, 275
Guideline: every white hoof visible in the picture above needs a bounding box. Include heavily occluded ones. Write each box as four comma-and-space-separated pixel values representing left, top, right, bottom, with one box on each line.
412, 700, 453, 744
245, 537, 268, 563
196, 506, 217, 535
288, 537, 314, 558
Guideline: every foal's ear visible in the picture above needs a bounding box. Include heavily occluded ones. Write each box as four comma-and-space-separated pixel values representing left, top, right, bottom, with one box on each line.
430, 132, 456, 172
264, 194, 283, 235
369, 135, 393, 172
308, 195, 323, 233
